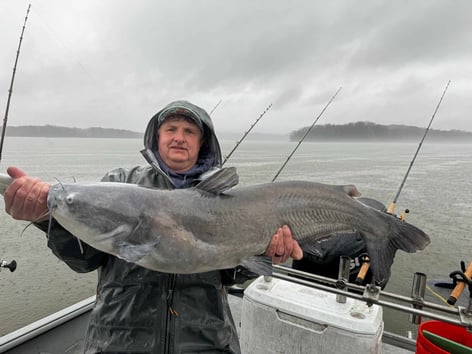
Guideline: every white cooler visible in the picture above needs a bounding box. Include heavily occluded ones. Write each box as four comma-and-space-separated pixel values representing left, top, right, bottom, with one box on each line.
240, 276, 384, 354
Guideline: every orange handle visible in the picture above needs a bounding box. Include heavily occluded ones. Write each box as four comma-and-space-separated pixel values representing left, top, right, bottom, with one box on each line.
355, 256, 370, 285
387, 202, 396, 215
447, 261, 472, 305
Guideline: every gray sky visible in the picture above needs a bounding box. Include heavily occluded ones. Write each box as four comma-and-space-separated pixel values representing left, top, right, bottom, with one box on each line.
1, 1, 471, 135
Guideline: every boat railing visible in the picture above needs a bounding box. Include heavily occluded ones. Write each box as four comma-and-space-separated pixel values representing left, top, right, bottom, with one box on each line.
0, 265, 470, 353
271, 264, 472, 330
0, 295, 95, 353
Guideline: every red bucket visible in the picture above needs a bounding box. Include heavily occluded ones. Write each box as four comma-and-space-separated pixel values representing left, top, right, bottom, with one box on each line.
416, 320, 472, 353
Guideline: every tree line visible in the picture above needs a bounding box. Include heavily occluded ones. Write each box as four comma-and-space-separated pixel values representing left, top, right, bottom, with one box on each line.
6, 125, 143, 138
289, 121, 472, 142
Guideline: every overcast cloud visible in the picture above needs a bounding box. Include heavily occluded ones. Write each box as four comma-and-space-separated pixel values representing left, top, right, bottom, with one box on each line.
1, 1, 471, 135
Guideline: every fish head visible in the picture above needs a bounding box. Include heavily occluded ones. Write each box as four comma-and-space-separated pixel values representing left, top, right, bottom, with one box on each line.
47, 182, 159, 263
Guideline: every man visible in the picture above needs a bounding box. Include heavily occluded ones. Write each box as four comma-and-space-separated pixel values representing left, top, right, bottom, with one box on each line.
4, 100, 302, 353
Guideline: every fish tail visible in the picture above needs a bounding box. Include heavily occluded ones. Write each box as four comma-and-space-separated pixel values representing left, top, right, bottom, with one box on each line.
365, 214, 430, 286
390, 217, 431, 253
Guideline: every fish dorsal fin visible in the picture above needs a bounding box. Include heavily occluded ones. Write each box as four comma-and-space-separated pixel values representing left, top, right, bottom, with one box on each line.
196, 167, 239, 194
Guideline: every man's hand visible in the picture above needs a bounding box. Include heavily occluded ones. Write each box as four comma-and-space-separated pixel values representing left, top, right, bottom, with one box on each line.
4, 166, 50, 222
264, 225, 303, 264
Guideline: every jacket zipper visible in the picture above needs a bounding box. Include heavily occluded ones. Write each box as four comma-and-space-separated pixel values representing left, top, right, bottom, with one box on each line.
164, 274, 178, 353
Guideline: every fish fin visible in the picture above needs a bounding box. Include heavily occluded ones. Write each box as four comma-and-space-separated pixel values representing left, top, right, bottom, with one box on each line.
196, 167, 239, 194
391, 219, 431, 252
362, 232, 394, 287
114, 240, 159, 263
241, 255, 273, 275
364, 215, 431, 286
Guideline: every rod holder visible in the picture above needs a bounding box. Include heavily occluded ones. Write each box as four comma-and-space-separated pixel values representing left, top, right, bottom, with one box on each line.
410, 272, 427, 324
336, 256, 351, 303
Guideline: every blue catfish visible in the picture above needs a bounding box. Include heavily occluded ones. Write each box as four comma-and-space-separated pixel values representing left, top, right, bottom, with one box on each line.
43, 168, 430, 285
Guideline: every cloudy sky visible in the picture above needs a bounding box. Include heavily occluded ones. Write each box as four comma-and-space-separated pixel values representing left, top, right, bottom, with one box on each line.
0, 1, 471, 135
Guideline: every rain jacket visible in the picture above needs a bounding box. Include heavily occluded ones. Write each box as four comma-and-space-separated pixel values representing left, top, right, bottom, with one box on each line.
43, 101, 246, 353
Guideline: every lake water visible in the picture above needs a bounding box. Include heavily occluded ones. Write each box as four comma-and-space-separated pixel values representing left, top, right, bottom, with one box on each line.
0, 137, 471, 337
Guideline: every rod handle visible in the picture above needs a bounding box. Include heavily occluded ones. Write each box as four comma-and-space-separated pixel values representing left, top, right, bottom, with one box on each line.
447, 261, 472, 305
355, 256, 370, 285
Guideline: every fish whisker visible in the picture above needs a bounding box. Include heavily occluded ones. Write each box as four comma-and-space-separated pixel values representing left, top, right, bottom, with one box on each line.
19, 211, 52, 237
53, 177, 65, 191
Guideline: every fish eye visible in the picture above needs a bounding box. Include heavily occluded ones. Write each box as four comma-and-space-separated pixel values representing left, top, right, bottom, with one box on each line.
66, 195, 74, 204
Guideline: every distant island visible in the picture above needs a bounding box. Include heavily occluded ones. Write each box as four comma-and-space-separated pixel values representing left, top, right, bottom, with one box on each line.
4, 122, 472, 142
290, 121, 472, 142
5, 125, 143, 138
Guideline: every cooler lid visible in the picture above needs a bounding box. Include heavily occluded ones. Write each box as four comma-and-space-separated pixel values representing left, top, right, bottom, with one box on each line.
243, 276, 383, 335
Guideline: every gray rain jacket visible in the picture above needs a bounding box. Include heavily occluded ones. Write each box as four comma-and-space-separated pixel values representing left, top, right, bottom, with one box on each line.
44, 101, 245, 353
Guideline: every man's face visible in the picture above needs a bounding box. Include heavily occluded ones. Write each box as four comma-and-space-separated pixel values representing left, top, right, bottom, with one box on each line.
157, 115, 202, 173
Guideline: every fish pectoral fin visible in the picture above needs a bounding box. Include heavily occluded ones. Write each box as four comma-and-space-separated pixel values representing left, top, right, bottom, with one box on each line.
114, 240, 159, 263
240, 255, 273, 276
196, 167, 239, 194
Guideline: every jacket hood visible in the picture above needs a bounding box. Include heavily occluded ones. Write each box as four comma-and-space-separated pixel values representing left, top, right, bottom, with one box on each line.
141, 100, 222, 183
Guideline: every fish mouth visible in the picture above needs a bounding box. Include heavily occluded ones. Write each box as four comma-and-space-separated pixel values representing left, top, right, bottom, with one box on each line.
47, 184, 66, 213
47, 195, 57, 211
46, 187, 65, 237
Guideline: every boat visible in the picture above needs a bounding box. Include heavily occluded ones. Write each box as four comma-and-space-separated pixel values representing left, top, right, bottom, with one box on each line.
1, 263, 470, 354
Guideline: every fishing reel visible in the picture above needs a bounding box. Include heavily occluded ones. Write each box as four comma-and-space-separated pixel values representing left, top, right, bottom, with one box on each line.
0, 259, 17, 272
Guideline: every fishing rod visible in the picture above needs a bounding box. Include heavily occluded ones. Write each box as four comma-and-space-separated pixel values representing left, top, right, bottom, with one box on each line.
209, 99, 222, 115
386, 80, 451, 215
271, 86, 342, 182
0, 4, 32, 162
357, 82, 451, 286
222, 103, 273, 166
